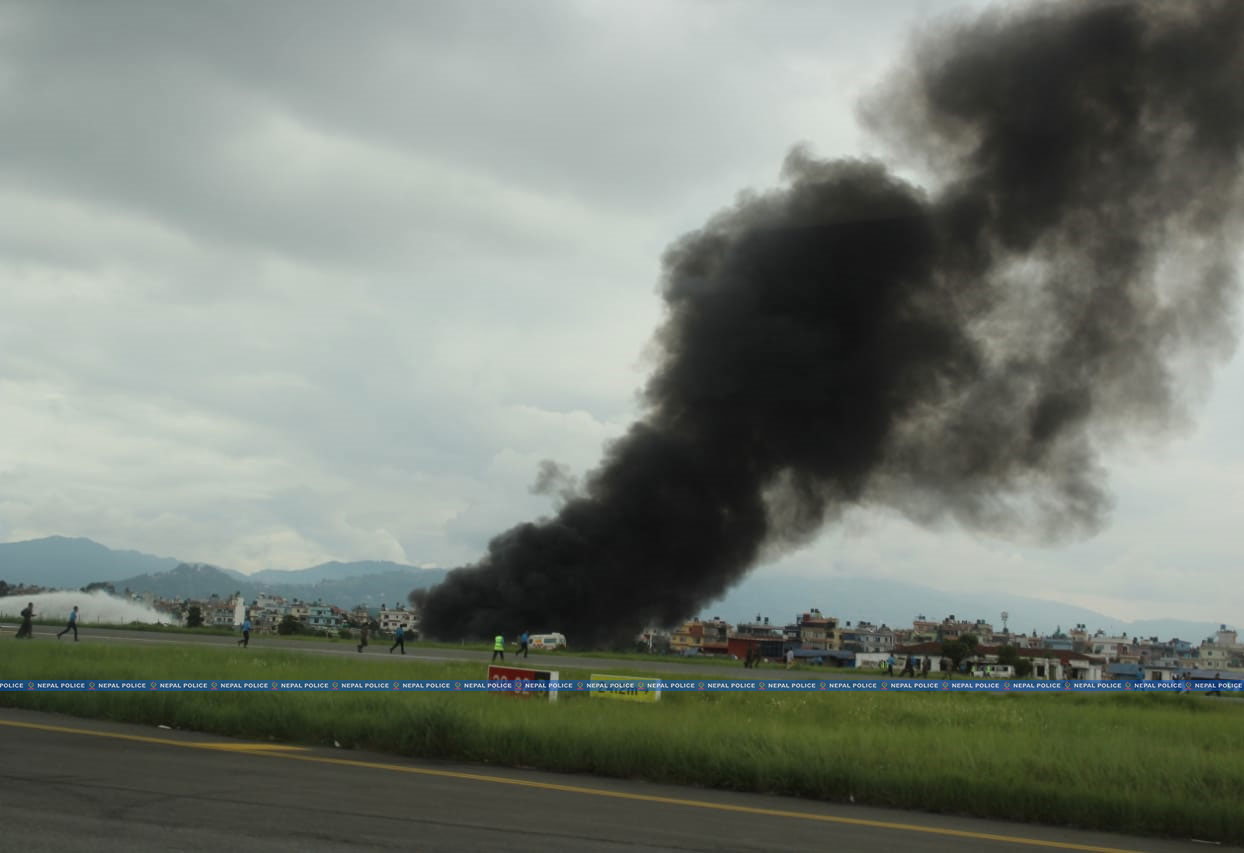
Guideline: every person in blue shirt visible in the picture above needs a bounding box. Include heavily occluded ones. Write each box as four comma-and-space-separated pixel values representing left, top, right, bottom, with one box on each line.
389, 624, 405, 654
237, 616, 252, 647
519, 630, 530, 658
57, 605, 80, 641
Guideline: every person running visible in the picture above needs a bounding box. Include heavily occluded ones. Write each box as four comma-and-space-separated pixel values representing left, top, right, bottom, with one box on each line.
389, 624, 405, 654
357, 624, 369, 653
785, 648, 795, 670
492, 634, 505, 662
237, 616, 252, 647
15, 603, 34, 639
519, 630, 530, 658
57, 605, 79, 641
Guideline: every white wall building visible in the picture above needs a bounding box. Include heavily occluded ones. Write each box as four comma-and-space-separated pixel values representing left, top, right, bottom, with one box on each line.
379, 605, 418, 635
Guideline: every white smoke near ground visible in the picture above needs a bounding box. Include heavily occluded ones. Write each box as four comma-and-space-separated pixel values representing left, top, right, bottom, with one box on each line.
0, 590, 168, 625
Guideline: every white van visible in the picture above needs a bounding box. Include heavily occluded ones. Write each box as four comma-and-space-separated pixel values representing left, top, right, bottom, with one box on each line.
528, 632, 567, 650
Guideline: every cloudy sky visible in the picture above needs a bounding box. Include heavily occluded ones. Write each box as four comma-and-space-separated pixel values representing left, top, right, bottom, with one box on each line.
1, 0, 1240, 623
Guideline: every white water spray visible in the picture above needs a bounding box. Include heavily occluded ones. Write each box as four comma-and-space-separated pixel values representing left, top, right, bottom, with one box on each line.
0, 590, 168, 625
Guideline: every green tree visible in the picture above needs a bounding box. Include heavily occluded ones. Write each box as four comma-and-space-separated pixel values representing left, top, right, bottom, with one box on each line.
186, 605, 203, 628
277, 615, 304, 635
941, 633, 980, 675
996, 644, 1033, 678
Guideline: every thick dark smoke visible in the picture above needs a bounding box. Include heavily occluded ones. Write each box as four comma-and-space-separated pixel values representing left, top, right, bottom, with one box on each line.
416, 0, 1244, 644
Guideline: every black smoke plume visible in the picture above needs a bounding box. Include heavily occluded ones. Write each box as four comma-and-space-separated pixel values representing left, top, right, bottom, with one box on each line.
417, 0, 1244, 644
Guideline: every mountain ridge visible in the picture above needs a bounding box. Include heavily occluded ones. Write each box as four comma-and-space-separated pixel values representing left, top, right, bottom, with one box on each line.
0, 537, 445, 609
1, 536, 1226, 640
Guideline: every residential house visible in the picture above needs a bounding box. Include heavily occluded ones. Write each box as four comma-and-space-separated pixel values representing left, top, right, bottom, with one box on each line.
699, 617, 731, 656
378, 603, 418, 637
893, 642, 1106, 679
305, 602, 339, 631
727, 616, 784, 661
1089, 632, 1143, 662
839, 621, 895, 654
796, 609, 840, 651
670, 619, 705, 654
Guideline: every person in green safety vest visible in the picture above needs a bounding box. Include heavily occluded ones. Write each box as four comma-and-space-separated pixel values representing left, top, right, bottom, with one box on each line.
492, 634, 505, 662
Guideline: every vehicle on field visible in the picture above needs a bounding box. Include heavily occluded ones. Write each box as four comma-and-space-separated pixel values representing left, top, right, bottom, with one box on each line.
528, 632, 567, 650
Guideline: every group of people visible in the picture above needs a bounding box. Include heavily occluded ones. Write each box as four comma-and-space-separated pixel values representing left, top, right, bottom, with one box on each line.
10, 603, 79, 641
900, 655, 933, 677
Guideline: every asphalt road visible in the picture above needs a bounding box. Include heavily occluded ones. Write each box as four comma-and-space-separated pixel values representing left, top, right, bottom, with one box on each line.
3, 623, 830, 680
0, 708, 1216, 853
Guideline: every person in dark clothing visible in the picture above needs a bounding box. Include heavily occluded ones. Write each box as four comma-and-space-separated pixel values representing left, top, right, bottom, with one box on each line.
389, 624, 405, 654
519, 630, 530, 658
57, 605, 79, 641
901, 656, 916, 677
237, 617, 252, 647
357, 624, 369, 653
15, 603, 34, 639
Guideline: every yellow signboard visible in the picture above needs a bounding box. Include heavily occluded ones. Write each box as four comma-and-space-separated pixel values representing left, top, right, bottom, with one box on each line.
589, 673, 662, 703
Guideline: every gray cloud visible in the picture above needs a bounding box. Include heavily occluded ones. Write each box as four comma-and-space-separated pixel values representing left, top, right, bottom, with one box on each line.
2, 0, 1241, 626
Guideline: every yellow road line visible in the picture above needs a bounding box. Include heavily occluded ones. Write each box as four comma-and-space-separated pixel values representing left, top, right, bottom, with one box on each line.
191, 743, 308, 752
0, 719, 306, 752
0, 718, 1140, 852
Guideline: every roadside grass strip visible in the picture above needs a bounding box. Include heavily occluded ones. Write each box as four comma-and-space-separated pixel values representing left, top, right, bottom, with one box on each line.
3, 642, 1242, 844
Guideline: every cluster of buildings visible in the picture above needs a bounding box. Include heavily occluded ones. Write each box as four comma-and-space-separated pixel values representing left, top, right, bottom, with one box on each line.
134, 591, 418, 637
651, 612, 1244, 680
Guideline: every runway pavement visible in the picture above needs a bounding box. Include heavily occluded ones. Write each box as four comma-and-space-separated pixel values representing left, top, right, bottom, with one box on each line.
0, 708, 1217, 853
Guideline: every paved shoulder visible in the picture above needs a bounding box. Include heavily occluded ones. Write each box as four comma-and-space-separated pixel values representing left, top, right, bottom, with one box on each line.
0, 708, 1207, 853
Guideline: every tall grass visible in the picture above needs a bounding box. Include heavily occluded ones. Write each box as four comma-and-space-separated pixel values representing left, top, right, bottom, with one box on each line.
2, 643, 1242, 843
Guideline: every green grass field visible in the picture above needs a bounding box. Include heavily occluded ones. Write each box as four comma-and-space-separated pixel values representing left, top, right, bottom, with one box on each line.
3, 641, 1242, 843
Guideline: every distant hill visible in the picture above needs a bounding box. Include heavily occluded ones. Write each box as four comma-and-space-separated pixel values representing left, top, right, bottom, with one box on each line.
289, 569, 449, 609
111, 562, 447, 610
0, 536, 179, 589
246, 560, 430, 586
0, 537, 446, 610
112, 563, 249, 601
